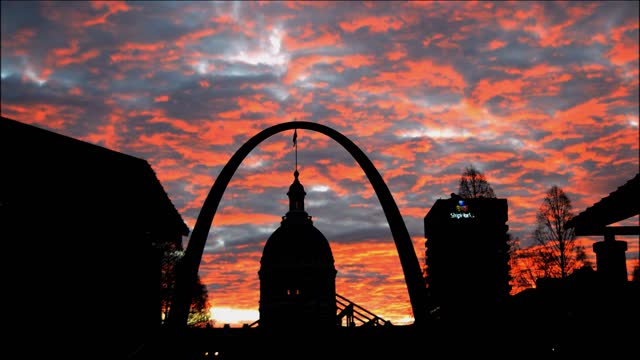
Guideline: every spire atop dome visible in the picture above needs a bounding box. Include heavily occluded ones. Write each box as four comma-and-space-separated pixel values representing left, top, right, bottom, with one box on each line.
287, 170, 306, 214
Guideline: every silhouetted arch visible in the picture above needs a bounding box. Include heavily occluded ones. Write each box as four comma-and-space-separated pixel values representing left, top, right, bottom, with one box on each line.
167, 121, 427, 327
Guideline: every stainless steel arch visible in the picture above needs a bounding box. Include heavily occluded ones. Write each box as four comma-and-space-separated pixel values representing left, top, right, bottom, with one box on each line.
167, 121, 427, 327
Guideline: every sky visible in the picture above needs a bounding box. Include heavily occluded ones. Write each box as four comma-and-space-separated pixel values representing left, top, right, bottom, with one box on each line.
2, 1, 639, 326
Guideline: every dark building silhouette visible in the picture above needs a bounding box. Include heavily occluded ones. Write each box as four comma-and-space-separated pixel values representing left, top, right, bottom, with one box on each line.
423, 194, 511, 323
568, 172, 639, 284
509, 174, 640, 356
258, 170, 337, 330
1, 117, 189, 359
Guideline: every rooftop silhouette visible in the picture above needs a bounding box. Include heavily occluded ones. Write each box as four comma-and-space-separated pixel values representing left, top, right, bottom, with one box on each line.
1, 116, 189, 359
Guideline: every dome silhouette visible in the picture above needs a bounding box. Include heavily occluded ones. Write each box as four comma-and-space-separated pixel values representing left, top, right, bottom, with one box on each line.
261, 221, 335, 267
258, 170, 337, 330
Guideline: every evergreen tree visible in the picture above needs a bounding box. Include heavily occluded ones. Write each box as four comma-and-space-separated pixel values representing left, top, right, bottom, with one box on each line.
160, 244, 211, 327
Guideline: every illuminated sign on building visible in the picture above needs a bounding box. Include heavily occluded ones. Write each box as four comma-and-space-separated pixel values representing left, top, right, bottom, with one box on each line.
450, 199, 475, 219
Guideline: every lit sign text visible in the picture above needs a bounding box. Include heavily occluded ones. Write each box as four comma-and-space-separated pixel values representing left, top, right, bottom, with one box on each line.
451, 199, 475, 219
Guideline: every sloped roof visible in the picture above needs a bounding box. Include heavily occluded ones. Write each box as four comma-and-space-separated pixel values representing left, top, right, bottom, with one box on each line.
567, 173, 640, 236
1, 116, 189, 237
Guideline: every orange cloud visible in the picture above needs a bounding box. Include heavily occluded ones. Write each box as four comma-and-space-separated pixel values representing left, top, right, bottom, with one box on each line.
3, 28, 36, 50
339, 15, 403, 33
327, 163, 366, 183
386, 49, 407, 61
198, 120, 262, 146
553, 98, 608, 127
471, 78, 526, 105
373, 59, 466, 93
198, 253, 262, 312
422, 33, 444, 48
214, 210, 281, 226
82, 112, 123, 150
68, 87, 83, 96
332, 240, 414, 324
121, 41, 166, 52
380, 142, 421, 163
2, 105, 55, 129
51, 39, 79, 58
340, 54, 376, 68
238, 97, 280, 114
175, 28, 217, 48
607, 40, 639, 66
283, 25, 342, 52
234, 169, 302, 193
284, 54, 375, 85
522, 64, 561, 78
130, 109, 200, 132
487, 39, 507, 51
58, 49, 100, 66
83, 0, 131, 27
47, 40, 100, 67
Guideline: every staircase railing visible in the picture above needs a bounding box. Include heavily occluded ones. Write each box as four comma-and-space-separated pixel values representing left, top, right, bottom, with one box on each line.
336, 293, 390, 327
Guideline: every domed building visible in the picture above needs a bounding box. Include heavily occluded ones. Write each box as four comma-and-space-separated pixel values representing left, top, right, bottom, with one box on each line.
258, 170, 337, 330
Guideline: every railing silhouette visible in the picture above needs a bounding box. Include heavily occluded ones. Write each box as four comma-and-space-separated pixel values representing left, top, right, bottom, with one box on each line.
336, 293, 390, 327
242, 293, 390, 328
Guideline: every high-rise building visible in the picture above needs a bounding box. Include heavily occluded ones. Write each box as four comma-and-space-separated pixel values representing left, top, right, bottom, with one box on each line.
423, 193, 511, 323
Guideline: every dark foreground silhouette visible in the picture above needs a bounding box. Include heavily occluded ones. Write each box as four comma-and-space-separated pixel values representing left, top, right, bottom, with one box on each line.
3, 117, 638, 359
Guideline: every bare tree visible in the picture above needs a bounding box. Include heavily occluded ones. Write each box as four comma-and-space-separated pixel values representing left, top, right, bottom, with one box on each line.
458, 165, 496, 198
509, 239, 554, 292
532, 185, 577, 279
508, 235, 536, 293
